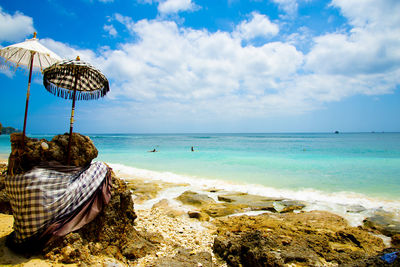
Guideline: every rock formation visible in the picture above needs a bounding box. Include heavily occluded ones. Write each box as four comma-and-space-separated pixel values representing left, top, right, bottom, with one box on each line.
7, 133, 98, 174
0, 123, 20, 135
43, 170, 158, 265
213, 211, 387, 266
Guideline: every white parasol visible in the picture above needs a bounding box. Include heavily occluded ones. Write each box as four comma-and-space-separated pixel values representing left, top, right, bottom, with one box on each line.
0, 32, 62, 145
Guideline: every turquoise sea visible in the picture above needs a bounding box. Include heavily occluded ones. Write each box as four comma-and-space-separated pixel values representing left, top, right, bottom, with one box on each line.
1, 132, 400, 218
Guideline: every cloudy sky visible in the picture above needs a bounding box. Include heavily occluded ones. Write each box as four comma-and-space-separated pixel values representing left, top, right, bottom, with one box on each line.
0, 0, 399, 133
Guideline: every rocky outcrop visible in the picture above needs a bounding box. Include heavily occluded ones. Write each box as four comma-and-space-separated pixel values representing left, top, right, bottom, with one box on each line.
7, 133, 98, 174
176, 190, 216, 206
363, 210, 400, 237
0, 123, 20, 135
176, 191, 306, 218
0, 163, 11, 214
44, 171, 158, 265
213, 211, 386, 266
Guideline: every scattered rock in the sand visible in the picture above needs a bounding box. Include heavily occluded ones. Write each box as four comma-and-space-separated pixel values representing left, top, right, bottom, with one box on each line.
363, 210, 400, 236
188, 211, 210, 221
213, 210, 385, 266
44, 172, 158, 265
152, 199, 186, 218
176, 191, 216, 206
8, 133, 98, 174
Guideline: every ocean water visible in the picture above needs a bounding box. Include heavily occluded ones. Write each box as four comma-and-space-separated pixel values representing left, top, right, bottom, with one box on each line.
1, 132, 400, 223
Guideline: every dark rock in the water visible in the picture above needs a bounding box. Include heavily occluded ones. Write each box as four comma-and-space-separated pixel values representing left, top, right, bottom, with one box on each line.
152, 248, 213, 267
346, 204, 367, 213
44, 172, 158, 265
273, 200, 306, 213
363, 210, 400, 236
176, 190, 216, 206
213, 211, 385, 266
7, 133, 98, 174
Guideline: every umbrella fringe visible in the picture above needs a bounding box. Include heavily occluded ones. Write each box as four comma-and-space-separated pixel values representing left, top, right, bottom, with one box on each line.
42, 59, 110, 101
0, 58, 42, 76
44, 83, 109, 101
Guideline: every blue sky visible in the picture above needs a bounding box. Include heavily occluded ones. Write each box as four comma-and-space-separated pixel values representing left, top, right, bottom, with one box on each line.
0, 0, 399, 133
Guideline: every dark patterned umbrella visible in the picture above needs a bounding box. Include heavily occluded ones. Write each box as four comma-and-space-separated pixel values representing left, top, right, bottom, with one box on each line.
43, 56, 109, 164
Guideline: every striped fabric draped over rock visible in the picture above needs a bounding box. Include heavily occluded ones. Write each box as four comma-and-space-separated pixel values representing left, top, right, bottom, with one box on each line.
5, 161, 111, 243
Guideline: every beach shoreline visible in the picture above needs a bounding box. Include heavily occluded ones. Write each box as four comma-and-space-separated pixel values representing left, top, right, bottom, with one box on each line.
110, 162, 400, 228
1, 158, 399, 265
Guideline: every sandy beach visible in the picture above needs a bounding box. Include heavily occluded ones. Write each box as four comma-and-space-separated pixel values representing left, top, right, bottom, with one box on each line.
0, 157, 226, 266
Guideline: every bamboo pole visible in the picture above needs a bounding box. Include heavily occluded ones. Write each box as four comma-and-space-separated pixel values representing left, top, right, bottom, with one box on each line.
21, 51, 35, 149
66, 63, 80, 165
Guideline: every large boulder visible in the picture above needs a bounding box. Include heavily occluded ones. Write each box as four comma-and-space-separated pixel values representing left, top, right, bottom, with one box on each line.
8, 133, 98, 174
213, 211, 386, 266
44, 171, 158, 265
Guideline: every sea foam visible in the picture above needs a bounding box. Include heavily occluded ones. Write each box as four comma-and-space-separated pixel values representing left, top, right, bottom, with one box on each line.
109, 162, 400, 227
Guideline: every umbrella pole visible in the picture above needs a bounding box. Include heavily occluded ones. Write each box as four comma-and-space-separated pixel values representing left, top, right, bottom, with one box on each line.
21, 52, 35, 149
67, 87, 77, 165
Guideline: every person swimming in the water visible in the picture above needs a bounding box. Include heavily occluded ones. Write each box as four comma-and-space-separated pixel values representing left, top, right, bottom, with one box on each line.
148, 148, 157, 152
191, 146, 194, 152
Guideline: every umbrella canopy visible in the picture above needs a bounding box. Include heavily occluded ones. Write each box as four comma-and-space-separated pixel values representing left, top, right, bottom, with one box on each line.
43, 58, 109, 100
0, 32, 62, 145
43, 57, 109, 164
0, 33, 62, 72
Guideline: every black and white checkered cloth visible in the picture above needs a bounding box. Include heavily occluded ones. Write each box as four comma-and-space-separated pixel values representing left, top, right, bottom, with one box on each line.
43, 59, 109, 100
5, 161, 109, 243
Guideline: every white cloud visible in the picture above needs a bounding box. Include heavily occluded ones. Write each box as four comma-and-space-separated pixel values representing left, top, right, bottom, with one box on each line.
272, 0, 298, 16
137, 0, 198, 14
158, 0, 197, 14
39, 38, 103, 67
95, 18, 304, 119
306, 0, 400, 81
30, 1, 400, 126
104, 24, 117, 37
233, 12, 279, 41
330, 0, 400, 29
0, 7, 35, 43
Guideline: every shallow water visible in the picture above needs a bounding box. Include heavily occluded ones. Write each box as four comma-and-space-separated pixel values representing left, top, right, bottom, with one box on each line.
1, 132, 400, 221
